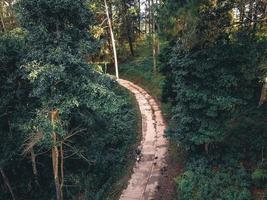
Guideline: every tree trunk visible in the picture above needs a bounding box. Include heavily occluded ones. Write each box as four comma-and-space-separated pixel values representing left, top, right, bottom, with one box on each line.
148, 0, 151, 34
60, 142, 64, 200
156, 0, 161, 54
104, 0, 119, 79
151, 0, 157, 74
30, 147, 39, 185
145, 1, 147, 33
128, 34, 135, 56
124, 4, 134, 56
51, 110, 62, 200
152, 33, 157, 74
0, 2, 6, 32
0, 168, 16, 200
138, 0, 141, 37
259, 78, 267, 106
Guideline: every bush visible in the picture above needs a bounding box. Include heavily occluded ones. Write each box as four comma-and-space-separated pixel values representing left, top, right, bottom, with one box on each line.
175, 160, 252, 200
252, 168, 267, 188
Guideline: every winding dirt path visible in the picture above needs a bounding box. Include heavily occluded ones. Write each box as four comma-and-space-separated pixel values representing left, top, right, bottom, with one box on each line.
118, 79, 168, 200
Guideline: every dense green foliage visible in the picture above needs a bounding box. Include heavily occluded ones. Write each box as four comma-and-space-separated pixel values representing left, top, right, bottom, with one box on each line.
171, 33, 263, 147
0, 0, 138, 199
158, 0, 267, 199
1, 0, 267, 199
0, 29, 31, 172
175, 158, 252, 200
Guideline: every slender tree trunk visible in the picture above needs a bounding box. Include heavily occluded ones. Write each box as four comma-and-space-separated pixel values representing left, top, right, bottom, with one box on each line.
156, 0, 161, 54
128, 34, 134, 56
0, 15, 5, 32
52, 134, 61, 200
152, 33, 157, 74
148, 0, 151, 34
157, 35, 160, 54
51, 110, 62, 200
124, 3, 134, 56
104, 0, 119, 79
6, 0, 16, 29
0, 2, 6, 32
30, 147, 39, 185
0, 168, 16, 200
60, 142, 64, 200
145, 2, 148, 34
138, 0, 141, 37
151, 0, 157, 74
259, 78, 267, 106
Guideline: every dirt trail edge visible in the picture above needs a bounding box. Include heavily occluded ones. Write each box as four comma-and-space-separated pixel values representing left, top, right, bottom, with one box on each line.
118, 79, 168, 200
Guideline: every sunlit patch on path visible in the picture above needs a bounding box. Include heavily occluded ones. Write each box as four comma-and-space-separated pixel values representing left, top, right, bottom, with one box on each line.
118, 79, 168, 200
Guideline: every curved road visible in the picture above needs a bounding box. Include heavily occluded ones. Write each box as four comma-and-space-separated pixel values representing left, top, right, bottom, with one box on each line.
118, 79, 168, 200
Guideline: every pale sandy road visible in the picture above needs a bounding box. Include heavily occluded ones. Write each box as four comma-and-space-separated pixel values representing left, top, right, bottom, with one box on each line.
118, 79, 168, 200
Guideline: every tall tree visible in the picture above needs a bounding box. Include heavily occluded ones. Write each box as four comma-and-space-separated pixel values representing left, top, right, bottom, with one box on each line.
104, 0, 119, 79
17, 0, 99, 198
159, 0, 266, 149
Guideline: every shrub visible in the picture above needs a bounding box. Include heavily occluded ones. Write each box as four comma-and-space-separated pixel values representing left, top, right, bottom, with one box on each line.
175, 160, 252, 200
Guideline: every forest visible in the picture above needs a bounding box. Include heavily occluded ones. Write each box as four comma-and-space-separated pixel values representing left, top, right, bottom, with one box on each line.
0, 0, 266, 200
